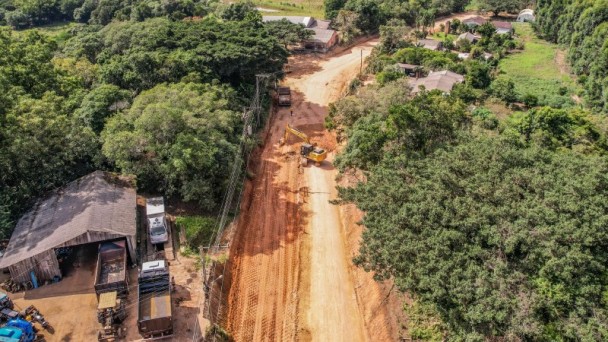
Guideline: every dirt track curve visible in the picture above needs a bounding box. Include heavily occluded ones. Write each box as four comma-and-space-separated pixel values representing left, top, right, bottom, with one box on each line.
226, 40, 380, 341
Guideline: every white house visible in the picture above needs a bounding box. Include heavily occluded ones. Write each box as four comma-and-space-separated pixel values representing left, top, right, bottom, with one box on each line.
517, 9, 535, 23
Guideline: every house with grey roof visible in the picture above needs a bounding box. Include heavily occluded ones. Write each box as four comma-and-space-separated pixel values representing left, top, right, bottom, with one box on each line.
417, 39, 443, 51
493, 21, 514, 35
262, 16, 339, 52
0, 171, 137, 283
409, 70, 464, 94
457, 32, 479, 44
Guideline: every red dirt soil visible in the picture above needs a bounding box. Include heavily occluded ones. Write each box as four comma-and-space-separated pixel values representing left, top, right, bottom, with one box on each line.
226, 40, 402, 342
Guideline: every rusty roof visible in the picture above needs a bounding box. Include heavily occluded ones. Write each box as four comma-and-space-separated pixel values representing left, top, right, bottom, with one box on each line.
0, 171, 136, 268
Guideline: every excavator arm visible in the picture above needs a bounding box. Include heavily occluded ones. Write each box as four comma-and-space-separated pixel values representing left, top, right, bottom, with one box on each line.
280, 124, 310, 145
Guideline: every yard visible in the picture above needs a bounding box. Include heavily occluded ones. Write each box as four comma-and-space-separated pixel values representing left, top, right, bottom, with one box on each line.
240, 0, 324, 18
498, 23, 579, 108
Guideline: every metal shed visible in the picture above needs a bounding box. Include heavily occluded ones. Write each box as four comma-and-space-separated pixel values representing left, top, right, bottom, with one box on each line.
0, 171, 137, 284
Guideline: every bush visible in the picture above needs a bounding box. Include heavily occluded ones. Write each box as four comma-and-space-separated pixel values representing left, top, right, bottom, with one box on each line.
491, 77, 517, 103
175, 215, 217, 248
376, 69, 404, 85
472, 107, 499, 129
522, 93, 539, 108
5, 10, 31, 29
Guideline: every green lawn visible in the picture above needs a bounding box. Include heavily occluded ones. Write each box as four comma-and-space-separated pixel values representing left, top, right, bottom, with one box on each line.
498, 23, 578, 108
244, 0, 325, 18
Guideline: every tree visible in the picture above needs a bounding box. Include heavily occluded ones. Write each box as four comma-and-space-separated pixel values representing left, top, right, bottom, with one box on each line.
101, 82, 242, 209
334, 91, 468, 171
465, 60, 492, 89
5, 9, 31, 28
491, 76, 517, 103
75, 84, 131, 133
504, 107, 607, 153
324, 0, 346, 20
0, 93, 99, 236
264, 19, 313, 49
379, 19, 411, 53
477, 0, 528, 15
338, 136, 608, 340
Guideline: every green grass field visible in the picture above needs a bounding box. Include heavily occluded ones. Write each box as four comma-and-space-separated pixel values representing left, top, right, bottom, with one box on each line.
247, 0, 324, 18
498, 23, 578, 108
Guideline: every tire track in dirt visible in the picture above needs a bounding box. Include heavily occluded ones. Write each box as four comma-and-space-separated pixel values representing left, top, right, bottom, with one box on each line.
227, 40, 383, 342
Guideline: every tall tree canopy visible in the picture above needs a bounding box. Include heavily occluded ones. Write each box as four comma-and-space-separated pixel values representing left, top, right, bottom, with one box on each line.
63, 17, 287, 91
339, 137, 608, 341
536, 0, 608, 113
101, 82, 243, 209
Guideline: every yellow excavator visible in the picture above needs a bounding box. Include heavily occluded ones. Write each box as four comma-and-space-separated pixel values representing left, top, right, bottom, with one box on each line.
279, 124, 327, 166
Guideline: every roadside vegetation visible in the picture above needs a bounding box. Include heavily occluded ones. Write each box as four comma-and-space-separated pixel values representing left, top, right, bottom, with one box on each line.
175, 215, 217, 251
327, 1, 608, 341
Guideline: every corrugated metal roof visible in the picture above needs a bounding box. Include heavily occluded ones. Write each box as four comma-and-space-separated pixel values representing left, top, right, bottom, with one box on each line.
409, 70, 464, 94
0, 171, 136, 268
309, 28, 336, 44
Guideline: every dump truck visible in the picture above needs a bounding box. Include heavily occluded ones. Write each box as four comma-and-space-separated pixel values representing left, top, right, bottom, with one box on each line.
137, 260, 172, 339
278, 87, 291, 106
94, 241, 128, 297
146, 198, 169, 245
0, 319, 44, 342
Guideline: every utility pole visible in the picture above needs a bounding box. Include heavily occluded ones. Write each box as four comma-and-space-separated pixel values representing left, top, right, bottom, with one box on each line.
360, 49, 363, 74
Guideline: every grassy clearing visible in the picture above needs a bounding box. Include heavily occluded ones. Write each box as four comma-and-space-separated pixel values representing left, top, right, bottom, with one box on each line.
175, 215, 217, 250
244, 0, 324, 18
3, 21, 74, 44
498, 23, 578, 108
465, 0, 482, 11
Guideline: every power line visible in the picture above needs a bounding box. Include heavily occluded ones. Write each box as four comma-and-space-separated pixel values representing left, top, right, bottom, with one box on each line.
192, 73, 277, 342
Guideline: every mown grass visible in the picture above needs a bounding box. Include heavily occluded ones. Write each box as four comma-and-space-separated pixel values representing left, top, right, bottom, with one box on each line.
498, 23, 578, 108
175, 215, 217, 250
245, 0, 324, 18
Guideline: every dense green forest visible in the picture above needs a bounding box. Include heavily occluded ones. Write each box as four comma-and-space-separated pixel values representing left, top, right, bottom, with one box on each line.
536, 0, 608, 113
325, 0, 530, 41
327, 1, 608, 340
0, 2, 303, 237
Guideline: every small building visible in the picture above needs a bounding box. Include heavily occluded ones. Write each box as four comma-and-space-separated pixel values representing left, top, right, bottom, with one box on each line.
457, 32, 479, 44
517, 9, 535, 22
417, 39, 443, 51
263, 16, 338, 52
463, 16, 487, 28
396, 63, 423, 77
458, 52, 493, 60
0, 171, 137, 283
493, 21, 514, 35
409, 70, 464, 94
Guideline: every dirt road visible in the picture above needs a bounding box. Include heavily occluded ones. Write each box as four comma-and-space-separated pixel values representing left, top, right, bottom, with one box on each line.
226, 40, 380, 341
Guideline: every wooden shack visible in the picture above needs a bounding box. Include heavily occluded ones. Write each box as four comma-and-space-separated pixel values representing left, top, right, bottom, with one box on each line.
0, 171, 137, 283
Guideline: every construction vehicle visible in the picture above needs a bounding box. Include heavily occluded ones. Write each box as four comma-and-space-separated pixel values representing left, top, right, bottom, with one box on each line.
0, 293, 13, 311
146, 198, 169, 245
97, 291, 126, 342
278, 87, 291, 106
279, 124, 327, 166
94, 241, 128, 297
137, 260, 172, 339
23, 306, 51, 333
0, 318, 44, 342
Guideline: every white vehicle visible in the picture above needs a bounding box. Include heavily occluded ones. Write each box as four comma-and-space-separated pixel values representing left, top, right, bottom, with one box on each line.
146, 197, 169, 245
